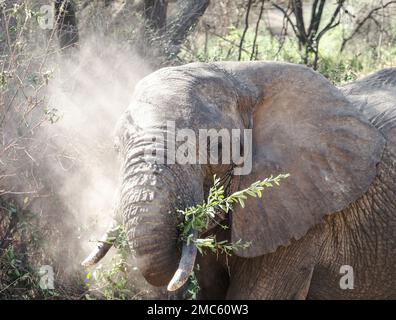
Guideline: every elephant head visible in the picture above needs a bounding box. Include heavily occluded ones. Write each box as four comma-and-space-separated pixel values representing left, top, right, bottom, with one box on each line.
82, 62, 384, 291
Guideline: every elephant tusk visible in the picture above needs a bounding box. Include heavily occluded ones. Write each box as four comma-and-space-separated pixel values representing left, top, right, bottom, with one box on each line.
81, 224, 120, 267
167, 229, 198, 292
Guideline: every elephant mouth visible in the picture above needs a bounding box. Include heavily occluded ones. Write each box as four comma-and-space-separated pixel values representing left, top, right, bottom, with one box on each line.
166, 229, 198, 291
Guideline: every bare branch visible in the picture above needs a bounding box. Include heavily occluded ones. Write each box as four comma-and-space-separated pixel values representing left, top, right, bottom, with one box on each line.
238, 0, 254, 61
307, 0, 326, 39
316, 0, 345, 42
341, 0, 396, 52
271, 1, 299, 39
291, 0, 307, 44
251, 0, 265, 60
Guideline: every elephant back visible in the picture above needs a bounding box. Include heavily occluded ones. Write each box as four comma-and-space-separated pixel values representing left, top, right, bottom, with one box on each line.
342, 68, 396, 156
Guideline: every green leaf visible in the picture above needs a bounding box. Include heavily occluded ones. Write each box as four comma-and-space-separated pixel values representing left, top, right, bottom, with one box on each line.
178, 173, 289, 265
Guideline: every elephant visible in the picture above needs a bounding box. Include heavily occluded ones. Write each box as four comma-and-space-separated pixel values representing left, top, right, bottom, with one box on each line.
82, 62, 396, 299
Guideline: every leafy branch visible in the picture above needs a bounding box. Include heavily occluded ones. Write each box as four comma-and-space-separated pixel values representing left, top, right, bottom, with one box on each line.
178, 173, 290, 255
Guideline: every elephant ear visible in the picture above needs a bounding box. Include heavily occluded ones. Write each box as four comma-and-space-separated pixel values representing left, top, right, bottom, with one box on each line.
231, 64, 385, 258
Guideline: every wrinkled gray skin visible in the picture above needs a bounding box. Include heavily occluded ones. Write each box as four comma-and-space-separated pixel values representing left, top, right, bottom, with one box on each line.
86, 62, 396, 299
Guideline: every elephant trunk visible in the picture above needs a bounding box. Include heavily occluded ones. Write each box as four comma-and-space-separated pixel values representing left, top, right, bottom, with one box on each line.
121, 141, 203, 287
122, 172, 179, 286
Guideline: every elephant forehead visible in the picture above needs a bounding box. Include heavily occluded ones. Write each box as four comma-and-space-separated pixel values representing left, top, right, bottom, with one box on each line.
128, 64, 248, 129
134, 64, 239, 104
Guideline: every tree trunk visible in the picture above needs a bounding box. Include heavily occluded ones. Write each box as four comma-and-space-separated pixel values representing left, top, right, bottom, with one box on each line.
164, 0, 210, 56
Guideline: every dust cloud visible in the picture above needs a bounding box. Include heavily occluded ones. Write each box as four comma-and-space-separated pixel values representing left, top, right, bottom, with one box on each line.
43, 38, 152, 263
1, 27, 167, 297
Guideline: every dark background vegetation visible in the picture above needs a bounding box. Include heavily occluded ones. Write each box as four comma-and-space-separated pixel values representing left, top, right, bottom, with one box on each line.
1, 0, 395, 299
